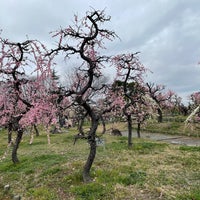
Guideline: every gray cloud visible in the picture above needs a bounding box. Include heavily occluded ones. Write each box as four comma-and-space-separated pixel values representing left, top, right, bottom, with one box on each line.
0, 0, 200, 104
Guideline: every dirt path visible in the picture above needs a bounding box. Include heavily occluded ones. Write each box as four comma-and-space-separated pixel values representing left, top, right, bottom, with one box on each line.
122, 131, 200, 146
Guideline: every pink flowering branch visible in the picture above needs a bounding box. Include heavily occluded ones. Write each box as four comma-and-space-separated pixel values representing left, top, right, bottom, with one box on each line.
111, 53, 147, 146
46, 9, 118, 182
0, 33, 57, 163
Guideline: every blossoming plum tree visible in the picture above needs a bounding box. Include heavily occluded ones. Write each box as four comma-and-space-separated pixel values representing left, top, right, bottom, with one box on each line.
185, 92, 200, 129
0, 35, 57, 163
190, 92, 200, 108
111, 53, 148, 146
146, 83, 175, 123
46, 10, 118, 182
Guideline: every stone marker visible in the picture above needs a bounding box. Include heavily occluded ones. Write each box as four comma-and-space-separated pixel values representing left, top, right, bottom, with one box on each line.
13, 195, 21, 200
4, 184, 10, 191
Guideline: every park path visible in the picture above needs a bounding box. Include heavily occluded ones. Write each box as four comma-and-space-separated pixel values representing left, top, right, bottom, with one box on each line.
122, 131, 200, 147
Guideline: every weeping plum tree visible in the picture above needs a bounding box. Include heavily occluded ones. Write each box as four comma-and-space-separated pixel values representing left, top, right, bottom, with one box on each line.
46, 10, 118, 182
0, 36, 57, 163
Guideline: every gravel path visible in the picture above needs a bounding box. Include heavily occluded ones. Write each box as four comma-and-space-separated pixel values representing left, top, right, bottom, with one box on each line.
122, 131, 200, 146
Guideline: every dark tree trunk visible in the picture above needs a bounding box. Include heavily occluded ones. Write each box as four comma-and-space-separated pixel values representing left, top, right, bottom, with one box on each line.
33, 124, 39, 136
82, 117, 99, 182
100, 116, 106, 134
157, 108, 163, 123
78, 118, 85, 135
137, 122, 141, 138
127, 114, 133, 147
58, 114, 66, 128
12, 130, 23, 164
78, 111, 88, 135
8, 125, 12, 144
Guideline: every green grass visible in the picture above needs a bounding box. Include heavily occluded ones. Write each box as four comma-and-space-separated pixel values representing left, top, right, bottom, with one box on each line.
175, 189, 200, 200
110, 115, 200, 137
141, 116, 200, 137
0, 127, 200, 199
179, 145, 200, 152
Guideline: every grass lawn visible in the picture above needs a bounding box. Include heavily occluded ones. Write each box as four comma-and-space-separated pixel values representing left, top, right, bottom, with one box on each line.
141, 115, 200, 137
0, 127, 200, 200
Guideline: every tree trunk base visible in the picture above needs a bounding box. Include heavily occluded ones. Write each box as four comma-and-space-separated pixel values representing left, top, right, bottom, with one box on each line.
12, 130, 23, 164
83, 172, 92, 183
82, 139, 96, 183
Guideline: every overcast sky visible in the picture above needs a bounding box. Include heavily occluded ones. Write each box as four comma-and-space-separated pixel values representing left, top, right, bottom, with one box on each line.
1, 0, 200, 104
